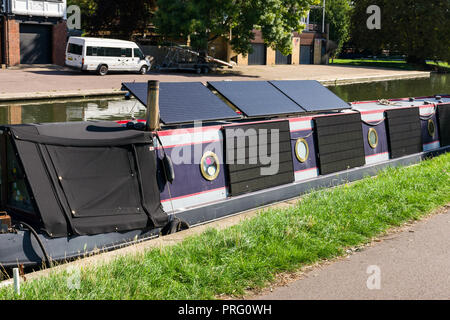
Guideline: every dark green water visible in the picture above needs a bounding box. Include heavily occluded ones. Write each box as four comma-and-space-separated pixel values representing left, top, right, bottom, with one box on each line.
0, 74, 448, 125
0, 97, 147, 125
328, 73, 449, 102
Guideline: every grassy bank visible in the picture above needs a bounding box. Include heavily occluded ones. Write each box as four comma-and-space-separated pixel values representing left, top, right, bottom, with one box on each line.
1, 153, 449, 300
330, 58, 416, 70
330, 58, 450, 72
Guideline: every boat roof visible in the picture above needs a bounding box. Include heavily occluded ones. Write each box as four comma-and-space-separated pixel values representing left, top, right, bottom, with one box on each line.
351, 95, 450, 112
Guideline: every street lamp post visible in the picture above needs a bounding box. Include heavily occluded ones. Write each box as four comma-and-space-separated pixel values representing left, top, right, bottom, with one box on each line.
322, 0, 326, 33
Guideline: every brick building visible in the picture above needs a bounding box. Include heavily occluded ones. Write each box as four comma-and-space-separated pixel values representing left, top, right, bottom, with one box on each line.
207, 11, 328, 66
230, 27, 328, 66
0, 0, 67, 67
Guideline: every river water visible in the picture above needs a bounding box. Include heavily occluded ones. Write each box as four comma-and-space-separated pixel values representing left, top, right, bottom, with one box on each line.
0, 74, 448, 125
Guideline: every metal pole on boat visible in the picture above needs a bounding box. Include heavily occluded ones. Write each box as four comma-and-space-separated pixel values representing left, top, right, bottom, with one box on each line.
146, 80, 161, 131
13, 268, 20, 295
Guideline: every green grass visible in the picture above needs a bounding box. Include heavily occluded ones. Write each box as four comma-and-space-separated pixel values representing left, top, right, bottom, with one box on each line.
427, 61, 450, 71
1, 153, 450, 300
330, 58, 450, 72
330, 58, 417, 70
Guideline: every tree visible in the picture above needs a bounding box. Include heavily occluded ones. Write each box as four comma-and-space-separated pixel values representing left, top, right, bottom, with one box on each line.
155, 0, 320, 55
350, 0, 450, 64
67, 0, 156, 39
310, 0, 351, 57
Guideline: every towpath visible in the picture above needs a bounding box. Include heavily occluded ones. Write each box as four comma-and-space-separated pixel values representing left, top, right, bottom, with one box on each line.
0, 64, 429, 102
253, 207, 450, 300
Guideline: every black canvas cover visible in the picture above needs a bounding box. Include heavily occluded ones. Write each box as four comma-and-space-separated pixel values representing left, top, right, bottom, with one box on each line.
314, 113, 365, 175
437, 103, 450, 147
223, 120, 294, 196
3, 121, 167, 237
385, 107, 422, 158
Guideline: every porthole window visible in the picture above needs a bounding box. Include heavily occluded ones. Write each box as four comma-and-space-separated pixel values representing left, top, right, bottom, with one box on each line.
295, 138, 309, 163
428, 119, 436, 138
200, 151, 220, 181
368, 128, 379, 149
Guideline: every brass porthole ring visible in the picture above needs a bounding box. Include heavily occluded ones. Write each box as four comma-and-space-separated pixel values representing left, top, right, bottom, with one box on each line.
295, 138, 309, 163
368, 128, 379, 149
428, 119, 436, 138
200, 151, 220, 181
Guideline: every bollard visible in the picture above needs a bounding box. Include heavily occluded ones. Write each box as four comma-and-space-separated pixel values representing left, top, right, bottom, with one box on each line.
13, 268, 20, 295
146, 80, 160, 131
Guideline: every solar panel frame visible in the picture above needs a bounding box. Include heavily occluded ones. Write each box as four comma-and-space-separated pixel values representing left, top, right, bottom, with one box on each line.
208, 81, 307, 117
121, 82, 241, 125
270, 80, 350, 112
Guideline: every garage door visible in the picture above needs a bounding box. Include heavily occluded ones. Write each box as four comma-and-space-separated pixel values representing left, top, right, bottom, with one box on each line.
300, 45, 312, 65
275, 50, 291, 64
20, 24, 52, 64
248, 44, 266, 65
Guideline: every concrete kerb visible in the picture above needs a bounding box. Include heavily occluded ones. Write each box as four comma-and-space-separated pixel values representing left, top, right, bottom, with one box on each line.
0, 89, 126, 103
318, 72, 430, 86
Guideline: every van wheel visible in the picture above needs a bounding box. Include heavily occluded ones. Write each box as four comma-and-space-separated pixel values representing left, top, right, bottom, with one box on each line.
98, 65, 108, 76
139, 66, 148, 75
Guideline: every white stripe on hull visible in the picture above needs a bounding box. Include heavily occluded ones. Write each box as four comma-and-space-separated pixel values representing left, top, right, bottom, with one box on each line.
162, 187, 227, 213
294, 167, 319, 182
158, 129, 223, 148
365, 152, 390, 165
289, 119, 314, 132
360, 113, 384, 123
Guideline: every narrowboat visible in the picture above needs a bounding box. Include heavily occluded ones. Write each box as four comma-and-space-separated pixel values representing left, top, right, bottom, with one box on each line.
0, 80, 449, 268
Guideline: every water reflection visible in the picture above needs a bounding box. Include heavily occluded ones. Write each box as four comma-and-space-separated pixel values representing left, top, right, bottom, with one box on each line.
329, 73, 450, 102
0, 98, 147, 125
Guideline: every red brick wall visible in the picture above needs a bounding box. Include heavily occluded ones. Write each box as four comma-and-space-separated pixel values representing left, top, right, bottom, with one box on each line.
4, 18, 21, 66
2, 18, 67, 66
251, 30, 264, 44
52, 20, 67, 66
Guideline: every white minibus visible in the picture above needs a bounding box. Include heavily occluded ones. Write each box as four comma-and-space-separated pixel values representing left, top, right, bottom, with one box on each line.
65, 37, 151, 76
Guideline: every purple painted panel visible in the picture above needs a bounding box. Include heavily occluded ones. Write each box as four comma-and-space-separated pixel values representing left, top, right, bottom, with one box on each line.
290, 129, 318, 172
421, 114, 440, 146
157, 141, 226, 200
362, 122, 389, 156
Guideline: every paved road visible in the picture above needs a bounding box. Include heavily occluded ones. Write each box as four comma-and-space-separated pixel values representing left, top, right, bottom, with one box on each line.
255, 208, 450, 300
0, 64, 429, 97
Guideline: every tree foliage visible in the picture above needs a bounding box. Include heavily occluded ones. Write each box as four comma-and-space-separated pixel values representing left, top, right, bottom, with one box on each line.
155, 0, 319, 55
310, 0, 351, 57
350, 0, 450, 63
67, 0, 156, 39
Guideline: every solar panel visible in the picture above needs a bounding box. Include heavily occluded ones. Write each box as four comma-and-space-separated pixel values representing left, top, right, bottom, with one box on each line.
208, 81, 306, 117
270, 80, 350, 112
122, 82, 241, 124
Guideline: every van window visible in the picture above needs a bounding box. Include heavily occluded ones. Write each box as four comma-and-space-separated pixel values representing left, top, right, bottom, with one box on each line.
104, 47, 121, 57
134, 48, 145, 59
68, 43, 83, 55
86, 46, 132, 57
121, 48, 132, 57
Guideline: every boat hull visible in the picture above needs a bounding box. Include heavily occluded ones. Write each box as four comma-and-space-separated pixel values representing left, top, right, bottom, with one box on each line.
1, 146, 447, 268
